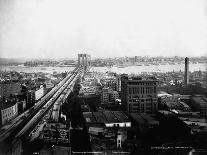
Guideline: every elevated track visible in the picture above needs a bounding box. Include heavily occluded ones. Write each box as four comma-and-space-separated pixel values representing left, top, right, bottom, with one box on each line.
0, 66, 82, 143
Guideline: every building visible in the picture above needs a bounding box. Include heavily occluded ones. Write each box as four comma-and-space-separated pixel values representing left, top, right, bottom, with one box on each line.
0, 101, 18, 126
43, 123, 70, 144
184, 57, 189, 85
83, 111, 131, 128
83, 111, 130, 149
26, 90, 35, 109
109, 90, 119, 103
101, 88, 119, 104
130, 113, 159, 133
116, 75, 122, 92
121, 74, 158, 113
0, 81, 21, 99
161, 96, 191, 111
105, 79, 117, 91
35, 85, 45, 101
178, 117, 207, 134
102, 87, 110, 103
191, 96, 207, 118
17, 100, 26, 115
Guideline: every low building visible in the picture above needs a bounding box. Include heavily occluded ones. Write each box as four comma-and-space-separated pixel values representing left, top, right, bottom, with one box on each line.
43, 123, 70, 144
83, 111, 131, 128
83, 111, 130, 149
130, 113, 159, 133
161, 96, 191, 111
139, 113, 159, 128
178, 117, 207, 134
40, 146, 71, 155
171, 109, 200, 118
191, 96, 207, 118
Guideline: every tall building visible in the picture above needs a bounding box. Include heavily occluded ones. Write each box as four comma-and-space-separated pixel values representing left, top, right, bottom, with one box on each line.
184, 57, 189, 85
26, 90, 35, 109
121, 74, 158, 113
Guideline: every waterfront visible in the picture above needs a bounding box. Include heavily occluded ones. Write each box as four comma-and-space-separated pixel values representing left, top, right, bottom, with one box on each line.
0, 63, 206, 74
0, 66, 75, 74
93, 63, 207, 74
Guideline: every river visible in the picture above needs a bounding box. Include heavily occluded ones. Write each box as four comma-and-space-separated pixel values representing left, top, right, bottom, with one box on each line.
0, 63, 206, 74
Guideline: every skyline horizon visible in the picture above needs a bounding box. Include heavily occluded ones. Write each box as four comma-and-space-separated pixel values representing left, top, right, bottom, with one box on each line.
0, 54, 207, 62
0, 50, 207, 60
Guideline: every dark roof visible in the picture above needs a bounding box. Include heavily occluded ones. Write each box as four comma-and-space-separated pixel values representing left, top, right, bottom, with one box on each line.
130, 113, 146, 124
0, 101, 16, 110
83, 111, 130, 124
103, 111, 118, 123
93, 112, 108, 123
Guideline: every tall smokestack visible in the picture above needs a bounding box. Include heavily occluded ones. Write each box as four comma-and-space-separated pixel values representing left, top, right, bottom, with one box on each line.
184, 57, 189, 85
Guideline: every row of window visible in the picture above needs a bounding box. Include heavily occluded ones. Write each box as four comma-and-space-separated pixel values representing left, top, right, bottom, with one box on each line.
128, 98, 157, 102
2, 112, 15, 119
128, 87, 156, 94
128, 82, 156, 86
2, 107, 16, 114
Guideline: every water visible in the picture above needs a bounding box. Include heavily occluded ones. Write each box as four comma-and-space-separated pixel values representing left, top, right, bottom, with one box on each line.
0, 66, 75, 74
92, 63, 207, 74
0, 63, 206, 74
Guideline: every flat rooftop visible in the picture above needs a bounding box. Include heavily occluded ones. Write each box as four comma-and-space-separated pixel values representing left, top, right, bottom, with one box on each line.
83, 111, 130, 124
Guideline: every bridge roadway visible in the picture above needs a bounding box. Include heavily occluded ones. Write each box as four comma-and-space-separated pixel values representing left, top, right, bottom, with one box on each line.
0, 66, 83, 144
15, 66, 83, 139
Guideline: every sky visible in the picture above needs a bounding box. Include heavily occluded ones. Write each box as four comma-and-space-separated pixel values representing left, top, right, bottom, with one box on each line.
0, 0, 206, 59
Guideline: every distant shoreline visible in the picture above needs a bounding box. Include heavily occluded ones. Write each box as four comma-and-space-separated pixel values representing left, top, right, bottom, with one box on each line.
0, 63, 206, 74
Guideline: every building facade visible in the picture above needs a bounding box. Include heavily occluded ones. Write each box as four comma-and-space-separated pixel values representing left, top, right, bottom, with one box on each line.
26, 90, 36, 109
0, 102, 18, 126
102, 87, 119, 104
35, 85, 45, 101
102, 88, 110, 103
121, 74, 158, 113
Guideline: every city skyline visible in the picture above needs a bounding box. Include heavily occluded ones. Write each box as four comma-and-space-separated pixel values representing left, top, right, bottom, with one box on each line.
0, 0, 207, 59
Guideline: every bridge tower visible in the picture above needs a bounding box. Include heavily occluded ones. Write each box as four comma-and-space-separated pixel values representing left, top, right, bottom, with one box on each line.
78, 54, 91, 70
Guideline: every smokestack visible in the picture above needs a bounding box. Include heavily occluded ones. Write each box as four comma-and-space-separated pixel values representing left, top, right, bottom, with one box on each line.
184, 57, 189, 85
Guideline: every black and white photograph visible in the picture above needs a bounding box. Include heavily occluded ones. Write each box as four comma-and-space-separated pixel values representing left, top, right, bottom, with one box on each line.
0, 0, 207, 154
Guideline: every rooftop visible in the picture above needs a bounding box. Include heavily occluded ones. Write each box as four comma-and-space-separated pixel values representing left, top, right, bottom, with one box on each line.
121, 74, 157, 81
139, 113, 158, 123
0, 100, 17, 110
130, 113, 147, 124
192, 96, 207, 106
83, 111, 130, 124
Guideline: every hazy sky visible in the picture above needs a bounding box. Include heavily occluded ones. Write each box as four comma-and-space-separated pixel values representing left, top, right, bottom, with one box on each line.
0, 0, 206, 59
